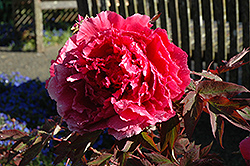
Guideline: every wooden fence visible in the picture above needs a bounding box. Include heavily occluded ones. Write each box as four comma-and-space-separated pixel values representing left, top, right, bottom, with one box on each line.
14, 0, 250, 88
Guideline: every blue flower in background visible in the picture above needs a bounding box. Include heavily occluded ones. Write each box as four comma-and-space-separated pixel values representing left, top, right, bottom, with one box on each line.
0, 72, 57, 129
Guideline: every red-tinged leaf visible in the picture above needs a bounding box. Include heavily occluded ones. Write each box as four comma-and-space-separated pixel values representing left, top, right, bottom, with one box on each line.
160, 115, 180, 153
216, 117, 225, 148
141, 132, 160, 152
207, 105, 226, 148
144, 152, 174, 165
197, 80, 250, 99
209, 61, 250, 75
87, 153, 112, 166
226, 47, 250, 67
149, 12, 161, 23
41, 118, 57, 133
207, 109, 218, 138
181, 91, 196, 116
70, 130, 102, 149
115, 135, 141, 153
209, 48, 250, 75
19, 142, 44, 166
69, 130, 102, 166
208, 96, 250, 131
0, 129, 28, 141
191, 70, 223, 81
184, 95, 205, 139
238, 106, 250, 121
200, 141, 213, 158
53, 141, 71, 165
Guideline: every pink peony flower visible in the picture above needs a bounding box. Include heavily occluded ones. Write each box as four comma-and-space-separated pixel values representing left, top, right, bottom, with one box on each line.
240, 136, 250, 165
46, 11, 190, 140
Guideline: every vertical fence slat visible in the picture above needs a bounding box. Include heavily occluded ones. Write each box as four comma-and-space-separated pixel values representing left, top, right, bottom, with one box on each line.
118, 0, 126, 17
127, 0, 135, 15
91, 0, 98, 16
148, 0, 156, 28
213, 0, 227, 81
137, 0, 145, 14
168, 0, 178, 45
77, 0, 89, 16
175, 0, 181, 47
148, 0, 155, 18
227, 0, 238, 83
124, 0, 129, 17
143, 0, 149, 15
202, 0, 213, 68
154, 0, 161, 28
241, 0, 250, 89
34, 0, 44, 52
186, 0, 192, 59
109, 0, 116, 12
87, 0, 93, 16
133, 0, 138, 13
158, 0, 166, 29
178, 0, 190, 56
100, 0, 107, 11
164, 0, 171, 40
191, 0, 202, 72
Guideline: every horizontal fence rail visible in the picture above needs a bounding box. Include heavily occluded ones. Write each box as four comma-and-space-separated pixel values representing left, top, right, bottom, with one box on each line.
12, 0, 250, 88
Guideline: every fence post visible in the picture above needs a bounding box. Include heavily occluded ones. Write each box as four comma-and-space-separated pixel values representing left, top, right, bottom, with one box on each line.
34, 0, 44, 53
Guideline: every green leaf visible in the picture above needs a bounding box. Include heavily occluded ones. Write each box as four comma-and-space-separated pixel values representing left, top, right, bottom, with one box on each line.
160, 115, 180, 153
141, 132, 160, 152
87, 153, 112, 166
144, 152, 173, 165
197, 80, 250, 99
